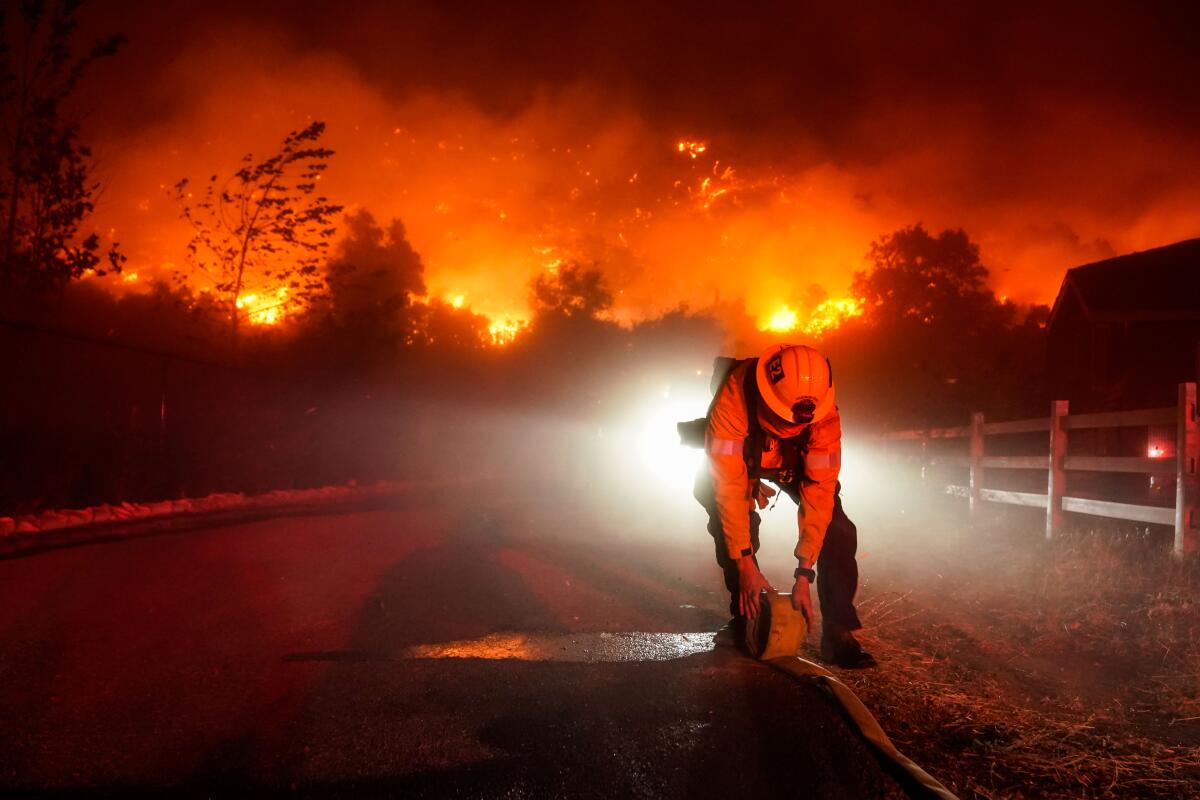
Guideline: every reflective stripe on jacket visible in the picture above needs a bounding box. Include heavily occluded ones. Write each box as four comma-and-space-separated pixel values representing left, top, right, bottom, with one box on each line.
704, 359, 842, 564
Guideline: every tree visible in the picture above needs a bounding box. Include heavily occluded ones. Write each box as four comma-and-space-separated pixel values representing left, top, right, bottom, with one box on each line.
854, 224, 1000, 329
825, 224, 1046, 428
322, 209, 425, 332
514, 262, 626, 409
173, 121, 343, 346
530, 262, 613, 319
296, 210, 429, 374
417, 300, 491, 350
0, 0, 124, 296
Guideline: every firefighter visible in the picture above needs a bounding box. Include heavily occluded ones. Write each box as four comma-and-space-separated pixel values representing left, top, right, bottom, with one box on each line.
694, 343, 875, 668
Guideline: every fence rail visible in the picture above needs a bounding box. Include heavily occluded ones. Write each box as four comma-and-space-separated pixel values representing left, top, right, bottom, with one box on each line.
880, 382, 1199, 556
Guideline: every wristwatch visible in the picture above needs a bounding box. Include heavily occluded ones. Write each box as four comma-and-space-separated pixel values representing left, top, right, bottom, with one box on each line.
794, 566, 816, 582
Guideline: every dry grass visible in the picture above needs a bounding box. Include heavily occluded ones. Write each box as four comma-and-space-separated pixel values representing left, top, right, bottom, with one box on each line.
833, 521, 1200, 799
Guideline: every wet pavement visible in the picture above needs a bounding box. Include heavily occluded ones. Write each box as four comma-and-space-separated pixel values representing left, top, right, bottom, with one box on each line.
0, 493, 908, 797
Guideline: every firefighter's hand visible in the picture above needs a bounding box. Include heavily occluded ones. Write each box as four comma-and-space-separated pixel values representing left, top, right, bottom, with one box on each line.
791, 576, 813, 624
736, 557, 773, 619
754, 481, 777, 510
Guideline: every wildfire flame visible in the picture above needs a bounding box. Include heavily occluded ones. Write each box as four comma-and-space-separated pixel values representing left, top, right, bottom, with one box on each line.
488, 318, 524, 345
106, 128, 885, 348
759, 297, 864, 337
802, 297, 864, 337
764, 305, 799, 333
236, 288, 289, 326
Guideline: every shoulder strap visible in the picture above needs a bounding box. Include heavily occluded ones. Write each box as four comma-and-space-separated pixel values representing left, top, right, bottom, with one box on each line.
741, 358, 764, 480
741, 358, 761, 437
709, 355, 738, 396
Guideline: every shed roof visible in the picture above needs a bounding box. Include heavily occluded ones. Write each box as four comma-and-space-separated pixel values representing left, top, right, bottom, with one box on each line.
1049, 237, 1200, 324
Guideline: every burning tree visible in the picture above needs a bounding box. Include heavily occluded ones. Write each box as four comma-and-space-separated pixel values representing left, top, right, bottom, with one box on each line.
0, 0, 124, 297
173, 121, 343, 346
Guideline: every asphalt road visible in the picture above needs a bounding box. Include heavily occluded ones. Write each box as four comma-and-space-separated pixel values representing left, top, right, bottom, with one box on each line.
0, 491, 908, 798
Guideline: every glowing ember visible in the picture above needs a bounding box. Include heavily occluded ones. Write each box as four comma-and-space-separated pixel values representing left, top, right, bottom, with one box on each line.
449, 293, 466, 309
676, 140, 707, 159
697, 176, 729, 210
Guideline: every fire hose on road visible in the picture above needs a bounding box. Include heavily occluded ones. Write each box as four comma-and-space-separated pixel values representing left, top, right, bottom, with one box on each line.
747, 591, 958, 800
769, 655, 958, 800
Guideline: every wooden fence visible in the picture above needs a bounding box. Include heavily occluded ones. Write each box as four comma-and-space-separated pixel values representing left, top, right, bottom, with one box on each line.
879, 382, 1198, 556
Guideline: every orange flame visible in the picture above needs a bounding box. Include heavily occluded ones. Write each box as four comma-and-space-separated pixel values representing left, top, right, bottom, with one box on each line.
235, 288, 289, 326
763, 304, 799, 333
802, 297, 864, 337
488, 318, 524, 345
759, 297, 864, 337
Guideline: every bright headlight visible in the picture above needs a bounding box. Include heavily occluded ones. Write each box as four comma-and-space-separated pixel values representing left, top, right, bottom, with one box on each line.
631, 385, 710, 491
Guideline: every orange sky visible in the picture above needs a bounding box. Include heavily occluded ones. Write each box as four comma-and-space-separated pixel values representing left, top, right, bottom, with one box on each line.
77, 3, 1200, 334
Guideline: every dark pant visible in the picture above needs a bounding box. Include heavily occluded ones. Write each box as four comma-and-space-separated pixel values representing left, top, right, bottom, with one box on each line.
694, 477, 862, 632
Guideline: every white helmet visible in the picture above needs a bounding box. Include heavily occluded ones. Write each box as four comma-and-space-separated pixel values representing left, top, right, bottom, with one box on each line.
755, 343, 835, 424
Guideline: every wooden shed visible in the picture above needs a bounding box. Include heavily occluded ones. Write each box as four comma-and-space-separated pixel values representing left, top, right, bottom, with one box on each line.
1047, 238, 1200, 413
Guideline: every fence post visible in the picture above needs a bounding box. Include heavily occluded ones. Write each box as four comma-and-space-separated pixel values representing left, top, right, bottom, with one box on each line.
1176, 382, 1198, 557
1046, 400, 1068, 539
969, 412, 984, 520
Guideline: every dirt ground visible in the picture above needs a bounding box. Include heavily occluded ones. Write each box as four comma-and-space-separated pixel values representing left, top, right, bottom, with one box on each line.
835, 503, 1200, 799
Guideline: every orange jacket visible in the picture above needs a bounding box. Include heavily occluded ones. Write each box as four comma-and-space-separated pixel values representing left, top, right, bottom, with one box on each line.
705, 359, 842, 564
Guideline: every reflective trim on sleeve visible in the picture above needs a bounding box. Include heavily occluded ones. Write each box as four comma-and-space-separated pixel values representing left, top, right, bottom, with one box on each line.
707, 437, 743, 456
806, 451, 841, 470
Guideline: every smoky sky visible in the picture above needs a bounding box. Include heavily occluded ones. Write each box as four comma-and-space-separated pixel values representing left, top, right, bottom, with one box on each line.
88, 1, 1200, 144
71, 0, 1200, 326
